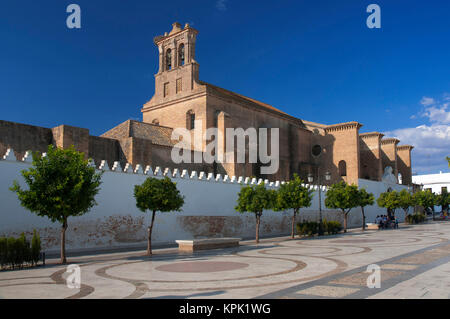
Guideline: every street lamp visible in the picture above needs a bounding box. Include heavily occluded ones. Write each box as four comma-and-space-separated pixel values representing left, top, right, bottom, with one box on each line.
308, 169, 331, 235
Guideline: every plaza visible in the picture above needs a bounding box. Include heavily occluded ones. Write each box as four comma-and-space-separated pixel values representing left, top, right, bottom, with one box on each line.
0, 221, 449, 299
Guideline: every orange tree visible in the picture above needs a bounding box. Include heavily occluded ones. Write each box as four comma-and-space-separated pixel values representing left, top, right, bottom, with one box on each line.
356, 188, 375, 231
10, 145, 102, 264
235, 183, 276, 243
134, 177, 184, 256
274, 174, 313, 238
324, 181, 359, 232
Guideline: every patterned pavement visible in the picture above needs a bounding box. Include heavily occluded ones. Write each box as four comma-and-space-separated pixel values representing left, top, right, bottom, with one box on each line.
0, 221, 449, 299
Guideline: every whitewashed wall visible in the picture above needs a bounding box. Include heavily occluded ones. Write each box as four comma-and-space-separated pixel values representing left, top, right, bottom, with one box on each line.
0, 149, 403, 254
358, 178, 409, 222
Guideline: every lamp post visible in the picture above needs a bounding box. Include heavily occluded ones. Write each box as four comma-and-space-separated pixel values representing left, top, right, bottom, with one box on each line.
308, 168, 331, 235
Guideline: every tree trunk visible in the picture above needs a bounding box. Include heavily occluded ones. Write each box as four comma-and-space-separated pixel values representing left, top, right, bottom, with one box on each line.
255, 213, 261, 244
291, 210, 297, 239
147, 210, 156, 256
343, 211, 348, 233
60, 218, 68, 264
361, 207, 366, 231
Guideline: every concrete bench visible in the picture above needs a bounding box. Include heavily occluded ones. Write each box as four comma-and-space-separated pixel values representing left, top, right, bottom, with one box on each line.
175, 238, 241, 252
366, 223, 379, 230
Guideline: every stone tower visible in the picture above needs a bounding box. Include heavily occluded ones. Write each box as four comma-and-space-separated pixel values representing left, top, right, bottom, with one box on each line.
151, 22, 201, 105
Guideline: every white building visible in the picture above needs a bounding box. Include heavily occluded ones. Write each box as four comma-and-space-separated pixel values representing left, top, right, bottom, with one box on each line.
412, 171, 449, 212
412, 171, 450, 195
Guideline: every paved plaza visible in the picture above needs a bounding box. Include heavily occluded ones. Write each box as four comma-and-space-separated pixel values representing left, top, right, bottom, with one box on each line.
0, 221, 449, 299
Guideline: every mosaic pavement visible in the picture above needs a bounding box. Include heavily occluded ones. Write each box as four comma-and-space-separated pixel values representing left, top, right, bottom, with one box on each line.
0, 221, 449, 299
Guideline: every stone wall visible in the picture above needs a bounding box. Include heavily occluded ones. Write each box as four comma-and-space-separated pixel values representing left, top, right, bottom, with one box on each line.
0, 147, 408, 255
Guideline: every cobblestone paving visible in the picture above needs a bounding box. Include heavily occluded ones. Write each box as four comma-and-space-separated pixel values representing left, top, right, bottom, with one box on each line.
0, 221, 449, 299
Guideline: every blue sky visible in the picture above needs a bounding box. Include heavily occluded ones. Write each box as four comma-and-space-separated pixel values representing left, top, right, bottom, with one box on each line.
0, 0, 449, 174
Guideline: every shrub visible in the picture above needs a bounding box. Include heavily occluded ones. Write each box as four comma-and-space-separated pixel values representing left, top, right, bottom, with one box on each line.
0, 231, 42, 270
297, 220, 342, 237
405, 213, 426, 224
0, 237, 7, 268
31, 230, 41, 266
296, 221, 319, 237
325, 220, 342, 235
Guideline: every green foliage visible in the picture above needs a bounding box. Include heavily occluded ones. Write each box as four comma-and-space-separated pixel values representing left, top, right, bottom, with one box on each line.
274, 174, 313, 213
436, 189, 449, 210
0, 237, 7, 269
447, 156, 450, 167
296, 219, 342, 237
405, 213, 426, 224
324, 182, 359, 214
357, 188, 375, 208
398, 189, 413, 214
0, 232, 42, 270
412, 189, 437, 210
134, 177, 185, 214
322, 218, 343, 235
134, 176, 185, 255
235, 183, 276, 216
31, 230, 41, 265
296, 221, 319, 236
377, 190, 401, 211
10, 145, 103, 224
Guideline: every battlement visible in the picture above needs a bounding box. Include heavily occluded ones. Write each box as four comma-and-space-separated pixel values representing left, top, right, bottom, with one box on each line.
1, 148, 329, 191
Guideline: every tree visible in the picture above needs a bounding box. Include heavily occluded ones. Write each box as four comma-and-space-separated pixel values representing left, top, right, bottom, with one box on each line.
274, 174, 313, 238
377, 190, 401, 218
356, 188, 374, 231
235, 183, 276, 243
10, 145, 102, 264
324, 181, 359, 232
134, 177, 184, 256
447, 156, 450, 167
398, 189, 413, 217
413, 189, 438, 220
436, 189, 449, 214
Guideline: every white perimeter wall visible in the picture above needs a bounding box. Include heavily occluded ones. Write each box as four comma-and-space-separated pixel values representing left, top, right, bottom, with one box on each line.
0, 152, 406, 254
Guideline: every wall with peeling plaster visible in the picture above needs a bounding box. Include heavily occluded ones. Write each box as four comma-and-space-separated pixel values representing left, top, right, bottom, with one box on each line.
0, 149, 406, 254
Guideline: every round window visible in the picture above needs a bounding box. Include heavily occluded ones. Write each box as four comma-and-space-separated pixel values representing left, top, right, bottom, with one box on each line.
312, 145, 322, 156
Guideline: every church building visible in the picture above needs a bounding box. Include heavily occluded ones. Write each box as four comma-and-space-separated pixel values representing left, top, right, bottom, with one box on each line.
0, 22, 414, 186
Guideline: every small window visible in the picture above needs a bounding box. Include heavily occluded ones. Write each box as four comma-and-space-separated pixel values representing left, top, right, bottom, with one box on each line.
176, 78, 182, 93
186, 110, 195, 130
163, 82, 169, 97
190, 113, 195, 130
178, 44, 185, 66
338, 160, 347, 177
166, 49, 172, 70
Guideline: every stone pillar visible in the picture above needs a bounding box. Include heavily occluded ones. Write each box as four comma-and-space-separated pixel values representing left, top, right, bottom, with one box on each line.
381, 138, 400, 181
397, 145, 414, 185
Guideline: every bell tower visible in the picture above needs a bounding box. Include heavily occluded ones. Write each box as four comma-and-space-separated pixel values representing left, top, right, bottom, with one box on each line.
152, 22, 200, 101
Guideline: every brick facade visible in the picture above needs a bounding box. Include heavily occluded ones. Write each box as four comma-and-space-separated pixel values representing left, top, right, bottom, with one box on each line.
0, 23, 414, 185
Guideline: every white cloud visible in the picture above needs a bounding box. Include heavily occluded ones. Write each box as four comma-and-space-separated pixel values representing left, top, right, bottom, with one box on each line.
422, 103, 450, 124
385, 94, 450, 174
216, 0, 227, 11
385, 124, 450, 174
420, 96, 435, 106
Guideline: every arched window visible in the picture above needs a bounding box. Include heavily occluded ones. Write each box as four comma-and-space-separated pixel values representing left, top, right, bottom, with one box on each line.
178, 43, 185, 66
166, 49, 172, 70
338, 160, 347, 177
152, 119, 160, 126
186, 110, 195, 130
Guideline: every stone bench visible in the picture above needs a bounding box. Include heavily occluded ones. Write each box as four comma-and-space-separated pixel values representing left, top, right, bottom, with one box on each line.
366, 223, 379, 230
175, 238, 241, 252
